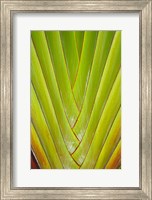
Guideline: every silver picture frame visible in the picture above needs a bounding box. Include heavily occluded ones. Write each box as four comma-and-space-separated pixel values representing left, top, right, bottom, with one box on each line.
0, 0, 151, 199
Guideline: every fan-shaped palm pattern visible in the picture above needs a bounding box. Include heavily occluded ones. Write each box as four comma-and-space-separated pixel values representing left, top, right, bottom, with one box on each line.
31, 30, 121, 169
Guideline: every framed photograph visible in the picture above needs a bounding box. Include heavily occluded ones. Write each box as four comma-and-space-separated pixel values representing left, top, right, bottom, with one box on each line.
0, 0, 151, 199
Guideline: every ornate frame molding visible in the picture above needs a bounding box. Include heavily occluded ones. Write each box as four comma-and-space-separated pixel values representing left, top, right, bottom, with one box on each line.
0, 0, 151, 199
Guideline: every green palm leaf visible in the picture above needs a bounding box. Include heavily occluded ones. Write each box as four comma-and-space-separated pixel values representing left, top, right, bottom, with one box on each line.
31, 30, 121, 169
72, 31, 98, 110
31, 123, 51, 169
75, 31, 84, 58
73, 31, 117, 140
60, 31, 79, 87
74, 70, 121, 167
105, 140, 121, 169
31, 39, 79, 153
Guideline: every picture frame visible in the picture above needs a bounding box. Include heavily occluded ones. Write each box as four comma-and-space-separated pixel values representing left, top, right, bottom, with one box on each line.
0, 0, 151, 199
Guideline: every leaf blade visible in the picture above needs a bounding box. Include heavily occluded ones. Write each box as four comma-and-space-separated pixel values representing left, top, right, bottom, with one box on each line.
31, 123, 51, 169
75, 31, 84, 58
31, 33, 79, 152
105, 140, 121, 169
31, 85, 79, 169
72, 31, 98, 110
45, 31, 79, 126
73, 31, 116, 139
73, 70, 121, 167
31, 85, 63, 168
60, 31, 79, 87
95, 108, 121, 169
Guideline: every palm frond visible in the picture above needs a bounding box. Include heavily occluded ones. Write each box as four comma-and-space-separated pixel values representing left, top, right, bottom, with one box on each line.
31, 30, 121, 169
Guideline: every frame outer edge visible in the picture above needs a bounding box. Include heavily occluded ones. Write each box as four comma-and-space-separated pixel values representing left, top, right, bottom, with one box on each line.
1, 1, 7, 199
0, 0, 152, 199
141, 1, 152, 199
1, 1, 12, 200
0, 1, 148, 11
